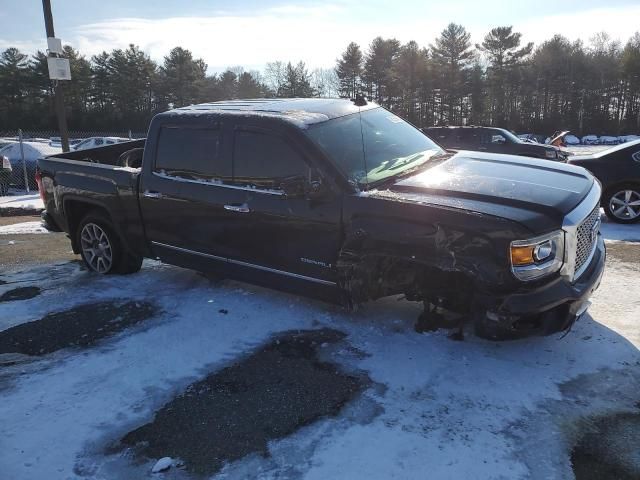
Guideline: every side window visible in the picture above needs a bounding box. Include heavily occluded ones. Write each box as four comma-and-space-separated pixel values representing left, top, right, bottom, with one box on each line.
233, 130, 309, 190
455, 130, 478, 145
429, 129, 449, 143
155, 126, 230, 181
95, 139, 104, 146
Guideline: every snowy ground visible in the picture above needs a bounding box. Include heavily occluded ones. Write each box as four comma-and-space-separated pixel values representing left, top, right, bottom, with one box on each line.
0, 192, 44, 213
0, 232, 639, 479
0, 221, 48, 235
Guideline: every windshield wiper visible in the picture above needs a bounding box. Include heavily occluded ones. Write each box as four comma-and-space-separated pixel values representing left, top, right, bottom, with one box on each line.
362, 150, 451, 190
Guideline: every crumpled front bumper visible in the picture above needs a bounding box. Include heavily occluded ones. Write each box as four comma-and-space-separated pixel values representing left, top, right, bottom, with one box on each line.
475, 235, 606, 339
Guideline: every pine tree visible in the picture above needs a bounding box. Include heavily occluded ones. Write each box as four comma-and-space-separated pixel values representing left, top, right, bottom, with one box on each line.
393, 41, 428, 124
477, 26, 533, 125
159, 47, 207, 108
237, 71, 267, 98
278, 62, 316, 97
362, 37, 401, 107
0, 48, 31, 127
107, 44, 158, 130
336, 42, 363, 99
430, 23, 474, 124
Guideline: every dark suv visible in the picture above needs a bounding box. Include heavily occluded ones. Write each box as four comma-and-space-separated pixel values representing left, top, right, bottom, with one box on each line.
424, 126, 566, 161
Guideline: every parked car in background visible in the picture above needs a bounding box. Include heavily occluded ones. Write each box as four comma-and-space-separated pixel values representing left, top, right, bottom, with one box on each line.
581, 135, 599, 145
0, 138, 17, 149
568, 139, 640, 223
38, 98, 605, 339
599, 136, 619, 145
72, 137, 130, 151
424, 126, 566, 161
49, 137, 83, 148
0, 155, 12, 195
0, 141, 62, 190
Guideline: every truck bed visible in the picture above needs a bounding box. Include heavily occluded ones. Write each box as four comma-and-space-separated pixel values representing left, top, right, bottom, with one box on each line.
48, 139, 145, 165
38, 139, 150, 257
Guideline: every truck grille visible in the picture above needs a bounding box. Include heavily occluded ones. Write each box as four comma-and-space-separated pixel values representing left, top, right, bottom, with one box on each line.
574, 206, 600, 277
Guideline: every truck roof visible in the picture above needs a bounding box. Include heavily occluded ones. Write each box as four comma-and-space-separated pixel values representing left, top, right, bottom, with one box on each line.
162, 98, 379, 129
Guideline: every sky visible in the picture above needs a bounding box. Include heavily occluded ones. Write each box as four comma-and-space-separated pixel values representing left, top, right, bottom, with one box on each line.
2, 0, 640, 73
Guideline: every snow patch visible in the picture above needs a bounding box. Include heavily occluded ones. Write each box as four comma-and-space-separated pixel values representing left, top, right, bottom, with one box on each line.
0, 221, 48, 235
0, 193, 44, 211
151, 457, 173, 473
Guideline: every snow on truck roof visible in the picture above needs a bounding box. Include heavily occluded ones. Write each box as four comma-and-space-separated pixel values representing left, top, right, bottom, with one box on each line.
163, 98, 379, 128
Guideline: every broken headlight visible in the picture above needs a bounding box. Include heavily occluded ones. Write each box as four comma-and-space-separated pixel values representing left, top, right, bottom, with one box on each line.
510, 230, 564, 281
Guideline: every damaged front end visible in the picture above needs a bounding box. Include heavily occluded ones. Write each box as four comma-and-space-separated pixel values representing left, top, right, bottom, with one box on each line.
339, 181, 605, 341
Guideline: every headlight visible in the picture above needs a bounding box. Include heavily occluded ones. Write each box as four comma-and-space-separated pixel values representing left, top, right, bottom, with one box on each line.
545, 149, 557, 159
510, 230, 564, 281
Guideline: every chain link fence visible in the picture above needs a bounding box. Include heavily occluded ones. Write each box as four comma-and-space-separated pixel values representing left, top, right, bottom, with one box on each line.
0, 130, 146, 195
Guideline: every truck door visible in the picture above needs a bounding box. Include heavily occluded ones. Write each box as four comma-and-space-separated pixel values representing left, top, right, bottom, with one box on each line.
138, 119, 236, 266
215, 122, 342, 285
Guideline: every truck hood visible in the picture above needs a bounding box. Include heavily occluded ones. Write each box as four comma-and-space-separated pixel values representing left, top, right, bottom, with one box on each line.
375, 151, 595, 233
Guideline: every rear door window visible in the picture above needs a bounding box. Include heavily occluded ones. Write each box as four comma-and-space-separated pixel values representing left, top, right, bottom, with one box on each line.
155, 126, 230, 182
232, 130, 309, 191
453, 129, 479, 146
482, 131, 507, 145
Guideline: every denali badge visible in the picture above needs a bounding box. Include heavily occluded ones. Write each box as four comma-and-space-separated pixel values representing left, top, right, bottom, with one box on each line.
300, 257, 331, 268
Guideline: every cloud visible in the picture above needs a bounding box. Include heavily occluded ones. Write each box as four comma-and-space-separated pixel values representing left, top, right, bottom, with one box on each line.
68, 6, 442, 72
7, 3, 640, 71
512, 5, 640, 47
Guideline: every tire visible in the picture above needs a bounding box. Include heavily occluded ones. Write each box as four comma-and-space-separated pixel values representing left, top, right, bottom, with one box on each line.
603, 184, 640, 224
76, 212, 142, 274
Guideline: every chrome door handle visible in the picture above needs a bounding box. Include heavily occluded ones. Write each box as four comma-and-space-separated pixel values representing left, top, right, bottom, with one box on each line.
224, 203, 250, 213
143, 190, 163, 199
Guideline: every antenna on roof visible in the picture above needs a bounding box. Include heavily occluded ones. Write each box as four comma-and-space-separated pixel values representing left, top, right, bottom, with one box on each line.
351, 94, 368, 107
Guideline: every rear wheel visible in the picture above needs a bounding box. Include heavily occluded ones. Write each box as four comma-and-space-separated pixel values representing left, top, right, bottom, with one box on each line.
603, 184, 640, 224
76, 212, 142, 274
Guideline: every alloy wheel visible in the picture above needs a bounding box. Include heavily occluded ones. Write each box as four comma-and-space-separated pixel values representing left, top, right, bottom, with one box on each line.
609, 189, 640, 221
80, 222, 113, 273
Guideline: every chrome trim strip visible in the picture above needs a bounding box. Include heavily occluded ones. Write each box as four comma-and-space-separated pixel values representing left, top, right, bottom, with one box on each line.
151, 172, 285, 196
561, 181, 602, 281
151, 241, 337, 286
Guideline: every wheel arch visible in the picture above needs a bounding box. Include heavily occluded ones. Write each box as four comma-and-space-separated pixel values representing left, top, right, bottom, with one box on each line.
63, 198, 119, 254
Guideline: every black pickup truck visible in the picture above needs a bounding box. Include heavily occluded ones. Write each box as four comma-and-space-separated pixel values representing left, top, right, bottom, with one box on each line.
38, 98, 605, 339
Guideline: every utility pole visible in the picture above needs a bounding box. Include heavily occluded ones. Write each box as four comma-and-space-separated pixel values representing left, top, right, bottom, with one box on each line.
42, 0, 70, 152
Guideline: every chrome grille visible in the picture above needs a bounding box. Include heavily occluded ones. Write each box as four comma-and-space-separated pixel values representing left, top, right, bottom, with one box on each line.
574, 206, 600, 277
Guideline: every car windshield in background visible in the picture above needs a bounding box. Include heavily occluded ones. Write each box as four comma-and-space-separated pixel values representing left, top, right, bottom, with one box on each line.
496, 129, 522, 144
306, 107, 444, 188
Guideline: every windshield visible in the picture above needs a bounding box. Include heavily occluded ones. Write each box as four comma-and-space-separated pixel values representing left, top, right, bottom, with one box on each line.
498, 129, 522, 144
306, 107, 445, 188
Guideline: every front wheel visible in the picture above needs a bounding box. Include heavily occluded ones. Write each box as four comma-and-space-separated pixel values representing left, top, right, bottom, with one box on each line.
603, 185, 640, 224
77, 212, 142, 274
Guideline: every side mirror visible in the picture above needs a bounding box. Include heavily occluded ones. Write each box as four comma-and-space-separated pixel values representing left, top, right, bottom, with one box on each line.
280, 173, 328, 200
306, 178, 328, 200
280, 175, 308, 198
